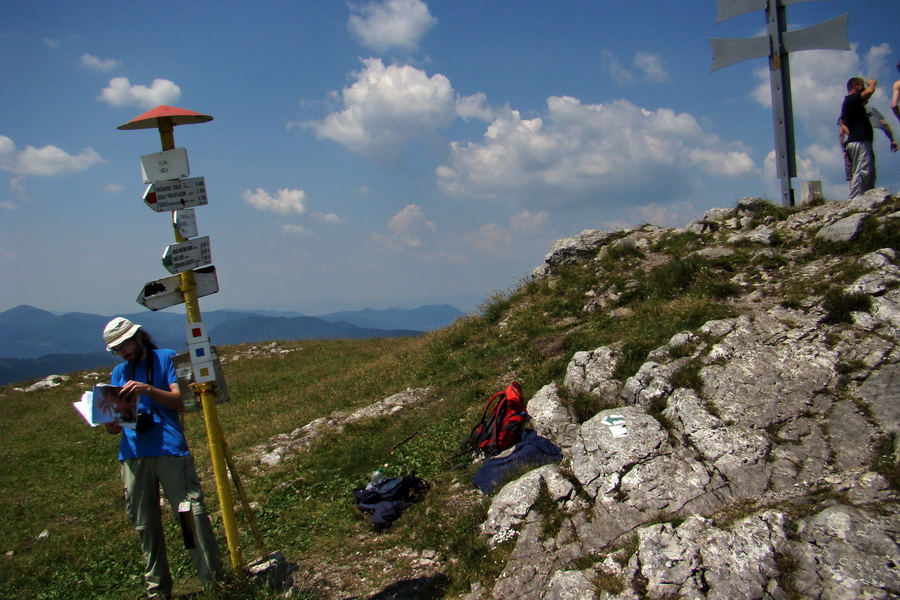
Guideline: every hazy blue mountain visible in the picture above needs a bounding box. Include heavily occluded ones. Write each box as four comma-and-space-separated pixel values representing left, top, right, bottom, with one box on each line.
0, 303, 462, 386
0, 306, 111, 358
208, 316, 418, 345
316, 304, 464, 331
0, 352, 119, 387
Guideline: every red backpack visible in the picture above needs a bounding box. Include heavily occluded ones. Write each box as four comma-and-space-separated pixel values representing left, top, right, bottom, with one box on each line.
463, 382, 529, 458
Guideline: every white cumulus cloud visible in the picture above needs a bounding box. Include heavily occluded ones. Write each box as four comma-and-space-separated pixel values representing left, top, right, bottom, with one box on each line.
97, 77, 181, 108
633, 52, 669, 82
242, 188, 309, 215
455, 92, 497, 122
602, 51, 670, 84
371, 204, 436, 251
349, 0, 437, 53
281, 223, 313, 236
313, 211, 342, 224
304, 58, 456, 167
436, 96, 755, 209
0, 135, 104, 176
464, 211, 549, 257
80, 54, 120, 72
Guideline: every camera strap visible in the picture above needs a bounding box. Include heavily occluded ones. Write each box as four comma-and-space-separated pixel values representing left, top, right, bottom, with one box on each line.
128, 349, 154, 386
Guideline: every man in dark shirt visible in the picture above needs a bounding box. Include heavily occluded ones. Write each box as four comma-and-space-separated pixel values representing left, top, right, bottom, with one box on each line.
841, 77, 877, 199
839, 107, 898, 183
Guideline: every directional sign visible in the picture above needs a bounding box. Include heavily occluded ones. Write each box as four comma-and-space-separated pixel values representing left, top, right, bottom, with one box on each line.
716, 0, 834, 23
709, 35, 770, 72
137, 265, 219, 310
161, 236, 212, 274
782, 13, 849, 53
141, 147, 190, 183
144, 177, 208, 212
175, 209, 199, 239
710, 13, 848, 71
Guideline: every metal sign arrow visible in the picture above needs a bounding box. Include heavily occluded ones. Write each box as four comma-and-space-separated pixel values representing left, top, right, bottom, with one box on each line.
711, 13, 848, 71
161, 236, 212, 274
782, 13, 849, 53
709, 35, 771, 72
716, 0, 833, 23
137, 265, 219, 311
143, 177, 208, 212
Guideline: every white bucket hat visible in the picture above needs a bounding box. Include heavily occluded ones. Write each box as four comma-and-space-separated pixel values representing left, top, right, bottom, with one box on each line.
103, 317, 141, 352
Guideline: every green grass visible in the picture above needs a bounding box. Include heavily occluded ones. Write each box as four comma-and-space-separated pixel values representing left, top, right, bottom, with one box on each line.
821, 288, 873, 324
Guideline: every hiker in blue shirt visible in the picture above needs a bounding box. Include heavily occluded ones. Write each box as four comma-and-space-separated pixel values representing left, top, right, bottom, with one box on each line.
103, 317, 221, 600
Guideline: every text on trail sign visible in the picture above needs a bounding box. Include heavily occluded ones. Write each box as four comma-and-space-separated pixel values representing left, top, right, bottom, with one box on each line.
141, 147, 190, 183
161, 236, 212, 274
137, 265, 219, 311
144, 177, 208, 212
175, 209, 199, 239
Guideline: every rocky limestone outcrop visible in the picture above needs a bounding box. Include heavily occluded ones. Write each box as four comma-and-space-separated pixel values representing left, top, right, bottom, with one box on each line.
473, 189, 900, 599
245, 387, 434, 469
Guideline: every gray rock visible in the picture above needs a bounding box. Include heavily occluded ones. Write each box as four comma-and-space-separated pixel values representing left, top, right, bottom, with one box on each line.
692, 246, 734, 259
700, 312, 838, 428
728, 224, 775, 246
631, 511, 787, 599
855, 347, 900, 434
527, 383, 580, 449
789, 503, 900, 599
665, 388, 771, 499
846, 186, 892, 211
544, 570, 597, 600
815, 212, 868, 243
532, 229, 617, 277
564, 346, 622, 401
481, 464, 577, 546
827, 400, 878, 471
569, 407, 669, 500
245, 388, 433, 468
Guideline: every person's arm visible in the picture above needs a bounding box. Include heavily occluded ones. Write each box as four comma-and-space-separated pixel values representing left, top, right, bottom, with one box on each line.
892, 80, 900, 123
861, 78, 877, 102
879, 118, 898, 152
119, 379, 184, 411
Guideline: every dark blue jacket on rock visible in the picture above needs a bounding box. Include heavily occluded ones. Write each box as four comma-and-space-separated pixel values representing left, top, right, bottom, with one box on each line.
471, 429, 563, 494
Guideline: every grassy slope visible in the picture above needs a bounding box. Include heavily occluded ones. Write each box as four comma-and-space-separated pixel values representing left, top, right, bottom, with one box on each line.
2, 197, 897, 599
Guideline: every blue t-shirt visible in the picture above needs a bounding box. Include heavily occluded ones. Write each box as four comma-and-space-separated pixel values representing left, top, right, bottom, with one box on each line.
111, 348, 189, 460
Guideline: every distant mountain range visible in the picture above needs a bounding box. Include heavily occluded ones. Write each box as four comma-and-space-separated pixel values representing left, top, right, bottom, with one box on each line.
0, 304, 464, 386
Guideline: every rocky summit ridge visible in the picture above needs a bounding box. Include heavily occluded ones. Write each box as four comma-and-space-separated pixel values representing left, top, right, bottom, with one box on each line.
473, 188, 900, 600
253, 188, 900, 599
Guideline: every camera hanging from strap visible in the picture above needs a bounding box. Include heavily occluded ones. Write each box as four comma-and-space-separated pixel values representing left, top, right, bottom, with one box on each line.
128, 348, 156, 432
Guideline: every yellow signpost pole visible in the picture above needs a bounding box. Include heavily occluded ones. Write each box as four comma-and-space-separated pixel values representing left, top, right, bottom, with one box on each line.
118, 106, 245, 572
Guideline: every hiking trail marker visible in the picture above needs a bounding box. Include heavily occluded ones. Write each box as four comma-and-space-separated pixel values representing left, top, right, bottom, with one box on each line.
118, 104, 269, 572
709, 0, 850, 207
143, 177, 208, 212
161, 236, 212, 274
137, 265, 219, 311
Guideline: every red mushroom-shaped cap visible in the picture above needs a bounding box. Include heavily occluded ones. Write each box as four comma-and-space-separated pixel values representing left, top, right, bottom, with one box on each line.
117, 105, 213, 130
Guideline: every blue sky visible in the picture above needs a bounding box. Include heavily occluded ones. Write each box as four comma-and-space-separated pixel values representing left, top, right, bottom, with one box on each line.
1, 0, 898, 318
